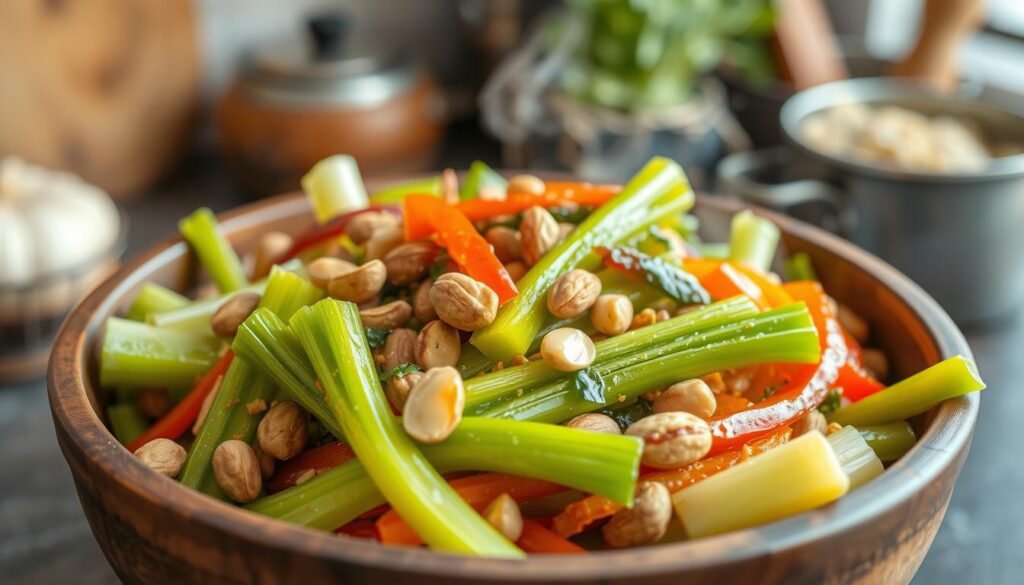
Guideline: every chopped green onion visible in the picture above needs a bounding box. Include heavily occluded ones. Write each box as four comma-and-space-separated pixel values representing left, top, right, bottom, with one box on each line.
472, 157, 693, 361
784, 252, 818, 282
301, 155, 369, 224
107, 403, 148, 445
729, 209, 780, 272
827, 426, 884, 489
460, 161, 507, 200
370, 175, 442, 204
100, 318, 221, 389
290, 299, 522, 557
179, 208, 249, 293
828, 356, 985, 426
125, 283, 189, 322
858, 422, 917, 463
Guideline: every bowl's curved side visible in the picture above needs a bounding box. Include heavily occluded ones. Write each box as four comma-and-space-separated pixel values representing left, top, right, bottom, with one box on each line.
48, 193, 978, 585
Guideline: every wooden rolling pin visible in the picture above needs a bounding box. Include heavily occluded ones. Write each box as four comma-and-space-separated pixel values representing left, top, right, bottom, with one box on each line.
889, 0, 984, 93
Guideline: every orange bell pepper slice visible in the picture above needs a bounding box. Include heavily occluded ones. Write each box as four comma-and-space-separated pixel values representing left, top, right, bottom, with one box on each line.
455, 182, 620, 222
518, 519, 587, 554
403, 196, 518, 303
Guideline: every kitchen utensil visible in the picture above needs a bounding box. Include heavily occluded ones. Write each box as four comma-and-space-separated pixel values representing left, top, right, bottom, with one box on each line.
889, 0, 984, 93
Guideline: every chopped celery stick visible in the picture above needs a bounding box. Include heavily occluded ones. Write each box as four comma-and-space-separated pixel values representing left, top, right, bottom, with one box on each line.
785, 252, 818, 282
100, 318, 221, 389
179, 208, 249, 293
148, 283, 266, 332
829, 356, 985, 426
108, 404, 148, 445
472, 156, 692, 361
729, 209, 780, 272
246, 417, 642, 530
673, 432, 849, 538
179, 269, 323, 497
858, 422, 917, 463
302, 155, 368, 224
125, 283, 189, 321
698, 242, 730, 259
370, 175, 442, 204
460, 160, 507, 200
827, 426, 884, 489
290, 299, 522, 557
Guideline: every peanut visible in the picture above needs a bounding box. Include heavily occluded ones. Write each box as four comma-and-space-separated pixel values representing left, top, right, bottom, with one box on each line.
413, 279, 438, 323
540, 328, 596, 372
307, 257, 355, 289
386, 371, 423, 413
630, 308, 658, 330
327, 259, 386, 303
507, 174, 546, 195
134, 438, 186, 478
625, 412, 712, 469
416, 320, 462, 369
251, 231, 294, 280
546, 269, 601, 318
363, 225, 405, 261
590, 294, 633, 336
483, 493, 524, 542
862, 348, 889, 380
484, 226, 522, 263
402, 366, 465, 443
602, 482, 671, 548
565, 413, 620, 434
382, 328, 417, 373
504, 261, 528, 282
346, 211, 398, 244
519, 206, 559, 265
135, 388, 172, 419
257, 401, 308, 461
210, 291, 262, 337
653, 379, 717, 418
251, 443, 276, 479
212, 440, 262, 503
359, 300, 412, 329
383, 241, 439, 285
429, 273, 498, 331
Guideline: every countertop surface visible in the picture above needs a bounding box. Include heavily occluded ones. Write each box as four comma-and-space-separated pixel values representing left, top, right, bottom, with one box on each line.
1, 153, 1021, 584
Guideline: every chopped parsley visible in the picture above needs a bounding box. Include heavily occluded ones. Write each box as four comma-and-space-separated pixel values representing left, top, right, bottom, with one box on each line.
380, 362, 422, 383
818, 390, 843, 415
573, 367, 606, 405
365, 327, 390, 349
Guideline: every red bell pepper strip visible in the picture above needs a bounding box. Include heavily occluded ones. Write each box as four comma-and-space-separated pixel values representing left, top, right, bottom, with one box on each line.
706, 281, 846, 455
518, 519, 586, 554
454, 183, 619, 223
403, 195, 518, 303
275, 205, 401, 263
126, 351, 235, 452
335, 519, 380, 541
266, 441, 356, 494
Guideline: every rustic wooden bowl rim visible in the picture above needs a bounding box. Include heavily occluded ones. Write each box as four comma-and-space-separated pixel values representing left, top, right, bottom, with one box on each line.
48, 192, 979, 581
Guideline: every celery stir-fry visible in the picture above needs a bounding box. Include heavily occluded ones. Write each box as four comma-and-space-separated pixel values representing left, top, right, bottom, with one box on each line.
99, 156, 984, 556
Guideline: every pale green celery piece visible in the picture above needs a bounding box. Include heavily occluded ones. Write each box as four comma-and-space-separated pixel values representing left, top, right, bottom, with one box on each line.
178, 269, 323, 497
699, 242, 731, 260
301, 155, 369, 223
289, 299, 522, 557
827, 426, 884, 489
858, 422, 917, 463
828, 356, 985, 426
246, 417, 642, 531
107, 404, 148, 445
460, 161, 507, 200
100, 318, 222, 389
729, 209, 780, 272
471, 156, 692, 361
369, 175, 442, 205
179, 208, 249, 293
125, 283, 189, 322
784, 252, 818, 282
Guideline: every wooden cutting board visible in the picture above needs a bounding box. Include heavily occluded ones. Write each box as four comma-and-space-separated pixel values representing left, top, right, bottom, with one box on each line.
0, 0, 200, 198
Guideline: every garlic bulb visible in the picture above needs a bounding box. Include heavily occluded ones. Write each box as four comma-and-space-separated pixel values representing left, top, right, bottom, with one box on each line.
0, 158, 120, 287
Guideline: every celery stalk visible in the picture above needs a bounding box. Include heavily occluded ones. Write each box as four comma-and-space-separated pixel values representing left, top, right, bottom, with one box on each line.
369, 175, 442, 204
471, 157, 693, 361
301, 155, 369, 224
179, 208, 249, 294
460, 161, 507, 200
125, 283, 189, 322
829, 356, 985, 426
784, 252, 818, 282
290, 299, 522, 557
147, 283, 266, 332
858, 422, 917, 463
100, 318, 221, 389
729, 210, 780, 272
246, 417, 642, 530
107, 404, 148, 445
827, 426, 884, 489
179, 269, 323, 497
673, 432, 849, 538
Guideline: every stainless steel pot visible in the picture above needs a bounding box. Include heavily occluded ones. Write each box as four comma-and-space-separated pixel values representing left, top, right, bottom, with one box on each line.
717, 78, 1024, 323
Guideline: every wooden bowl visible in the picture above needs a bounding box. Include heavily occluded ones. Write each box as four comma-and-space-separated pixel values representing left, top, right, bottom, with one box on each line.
48, 191, 978, 584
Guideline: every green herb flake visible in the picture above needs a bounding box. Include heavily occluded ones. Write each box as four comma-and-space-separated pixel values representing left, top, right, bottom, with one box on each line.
818, 390, 843, 414
381, 362, 422, 383
573, 367, 606, 405
365, 327, 390, 349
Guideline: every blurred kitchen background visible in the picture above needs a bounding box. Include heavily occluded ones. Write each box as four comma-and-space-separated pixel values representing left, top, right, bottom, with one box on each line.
2, 0, 1024, 583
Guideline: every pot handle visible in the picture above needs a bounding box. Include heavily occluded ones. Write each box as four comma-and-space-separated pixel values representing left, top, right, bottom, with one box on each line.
717, 147, 846, 209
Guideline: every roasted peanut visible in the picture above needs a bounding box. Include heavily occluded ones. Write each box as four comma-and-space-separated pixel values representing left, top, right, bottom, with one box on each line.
251, 443, 276, 479
383, 241, 439, 285
360, 300, 412, 329
252, 231, 294, 280
483, 493, 524, 542
557, 222, 575, 243
504, 261, 528, 283
416, 320, 462, 369
837, 303, 870, 344
386, 371, 423, 413
519, 206, 559, 265
507, 174, 546, 195
590, 294, 633, 336
307, 257, 355, 288
346, 211, 399, 244
135, 388, 172, 419
327, 259, 387, 303
862, 348, 889, 380
540, 328, 596, 372
382, 328, 417, 373
565, 413, 621, 434
212, 440, 262, 503
413, 278, 438, 322
441, 168, 459, 204
625, 412, 712, 469
257, 401, 308, 461
429, 273, 499, 331
363, 225, 405, 261
478, 185, 506, 201
630, 308, 658, 330
602, 482, 672, 548
210, 291, 262, 337
484, 226, 523, 263
792, 410, 828, 437
656, 309, 671, 323
653, 379, 717, 418
547, 269, 601, 318
134, 438, 186, 478
403, 366, 465, 443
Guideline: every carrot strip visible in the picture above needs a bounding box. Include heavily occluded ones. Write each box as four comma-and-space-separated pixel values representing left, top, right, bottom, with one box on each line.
267, 442, 356, 494
454, 183, 619, 222
518, 519, 587, 554
126, 351, 234, 452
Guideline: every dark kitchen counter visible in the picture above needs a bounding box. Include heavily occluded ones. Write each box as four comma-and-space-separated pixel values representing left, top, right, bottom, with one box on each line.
1, 149, 1020, 584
